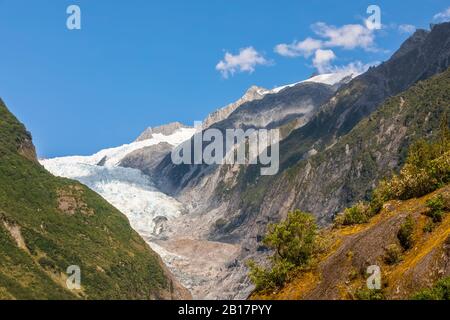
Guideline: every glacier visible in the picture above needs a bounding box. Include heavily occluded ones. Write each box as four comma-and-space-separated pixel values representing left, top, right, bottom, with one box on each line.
40, 127, 197, 240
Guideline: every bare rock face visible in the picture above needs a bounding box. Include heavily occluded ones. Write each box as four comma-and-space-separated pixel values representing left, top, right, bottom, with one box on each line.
213, 82, 335, 130
120, 142, 173, 176
202, 86, 267, 129
18, 132, 38, 163
136, 122, 188, 142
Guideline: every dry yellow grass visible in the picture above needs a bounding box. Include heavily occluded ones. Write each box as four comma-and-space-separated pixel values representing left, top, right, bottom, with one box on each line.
251, 186, 450, 300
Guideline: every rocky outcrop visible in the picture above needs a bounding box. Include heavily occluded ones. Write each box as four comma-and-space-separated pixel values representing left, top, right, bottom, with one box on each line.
392, 29, 429, 60
136, 122, 188, 142
202, 86, 268, 129
120, 142, 173, 176
18, 132, 38, 163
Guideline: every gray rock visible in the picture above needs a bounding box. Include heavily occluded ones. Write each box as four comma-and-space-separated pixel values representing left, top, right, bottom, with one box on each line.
136, 122, 188, 142
119, 142, 173, 176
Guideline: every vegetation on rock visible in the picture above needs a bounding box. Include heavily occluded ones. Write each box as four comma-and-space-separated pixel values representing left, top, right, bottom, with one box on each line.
335, 115, 450, 227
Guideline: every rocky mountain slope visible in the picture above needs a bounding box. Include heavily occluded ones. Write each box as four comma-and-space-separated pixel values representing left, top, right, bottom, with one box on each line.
154, 73, 352, 196
249, 117, 449, 300
227, 66, 450, 298
251, 185, 450, 300
0, 99, 190, 299
202, 86, 267, 129
154, 23, 450, 230
218, 23, 450, 230
201, 71, 356, 129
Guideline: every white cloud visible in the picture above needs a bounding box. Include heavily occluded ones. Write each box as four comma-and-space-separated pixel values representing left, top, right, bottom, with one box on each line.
433, 7, 450, 22
274, 37, 323, 58
329, 60, 379, 75
275, 21, 377, 61
312, 49, 336, 73
216, 47, 269, 78
312, 50, 379, 75
398, 24, 416, 34
312, 22, 375, 50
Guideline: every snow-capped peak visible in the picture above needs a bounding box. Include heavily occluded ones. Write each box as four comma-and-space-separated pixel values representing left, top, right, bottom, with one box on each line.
264, 70, 359, 95
42, 126, 197, 168
136, 122, 190, 142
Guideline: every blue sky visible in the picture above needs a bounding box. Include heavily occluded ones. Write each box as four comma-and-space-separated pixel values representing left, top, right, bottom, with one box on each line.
0, 0, 449, 157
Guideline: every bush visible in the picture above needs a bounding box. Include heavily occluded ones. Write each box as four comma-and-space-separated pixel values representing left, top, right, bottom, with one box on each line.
38, 257, 57, 270
423, 220, 435, 233
369, 183, 389, 215
264, 210, 318, 266
354, 288, 385, 300
247, 259, 295, 292
371, 155, 448, 205
425, 195, 446, 223
248, 210, 319, 291
383, 244, 403, 265
335, 202, 370, 226
412, 276, 450, 300
397, 215, 415, 250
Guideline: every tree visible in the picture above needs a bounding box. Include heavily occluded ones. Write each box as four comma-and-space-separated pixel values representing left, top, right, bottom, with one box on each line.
248, 210, 319, 291
264, 210, 317, 266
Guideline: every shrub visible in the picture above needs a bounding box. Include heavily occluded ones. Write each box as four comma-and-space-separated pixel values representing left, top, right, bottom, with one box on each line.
354, 288, 385, 300
347, 268, 359, 281
425, 195, 446, 223
38, 257, 57, 270
369, 182, 390, 215
423, 220, 435, 233
371, 156, 448, 204
397, 215, 415, 250
335, 202, 370, 226
247, 259, 295, 292
383, 244, 403, 265
248, 210, 319, 291
263, 210, 318, 266
412, 276, 450, 300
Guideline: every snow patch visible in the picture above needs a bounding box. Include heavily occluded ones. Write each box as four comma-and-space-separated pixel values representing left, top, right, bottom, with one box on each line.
265, 70, 358, 94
